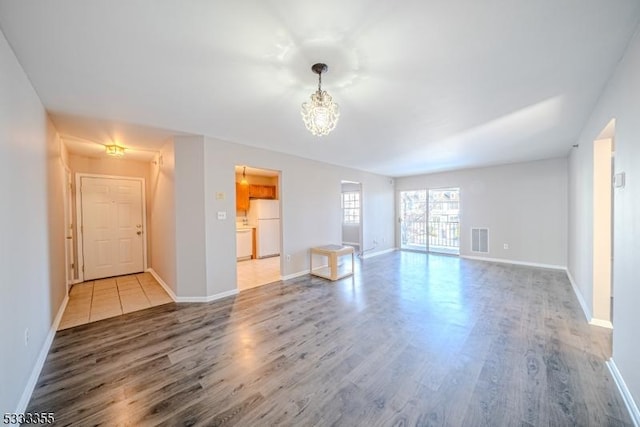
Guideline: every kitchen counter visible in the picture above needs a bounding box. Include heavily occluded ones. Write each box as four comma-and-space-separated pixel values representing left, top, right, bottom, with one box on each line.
236, 224, 256, 230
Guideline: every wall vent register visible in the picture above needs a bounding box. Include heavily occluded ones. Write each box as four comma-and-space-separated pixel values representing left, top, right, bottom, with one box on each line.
471, 228, 489, 253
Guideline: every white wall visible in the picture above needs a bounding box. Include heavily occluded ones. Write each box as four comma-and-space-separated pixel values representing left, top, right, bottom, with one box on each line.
396, 158, 568, 267
569, 26, 640, 413
174, 136, 208, 298
149, 140, 177, 294
0, 29, 66, 413
195, 136, 395, 297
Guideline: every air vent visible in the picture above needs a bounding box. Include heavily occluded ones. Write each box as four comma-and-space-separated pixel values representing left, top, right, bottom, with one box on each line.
471, 228, 489, 253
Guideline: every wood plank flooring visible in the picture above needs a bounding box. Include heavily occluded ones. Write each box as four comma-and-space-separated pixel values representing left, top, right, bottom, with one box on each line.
27, 252, 632, 426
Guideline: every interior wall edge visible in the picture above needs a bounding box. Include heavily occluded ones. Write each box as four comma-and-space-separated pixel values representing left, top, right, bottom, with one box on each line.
146, 268, 177, 302
15, 293, 68, 414
607, 358, 640, 427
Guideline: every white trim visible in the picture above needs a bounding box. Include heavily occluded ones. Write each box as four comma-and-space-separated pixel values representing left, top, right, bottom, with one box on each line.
147, 268, 237, 303
146, 268, 177, 302
607, 358, 640, 426
361, 247, 396, 259
15, 294, 69, 414
566, 269, 592, 323
62, 164, 73, 294
566, 269, 613, 329
176, 289, 238, 303
281, 270, 311, 281
342, 241, 360, 246
590, 318, 614, 329
76, 173, 148, 282
460, 255, 566, 271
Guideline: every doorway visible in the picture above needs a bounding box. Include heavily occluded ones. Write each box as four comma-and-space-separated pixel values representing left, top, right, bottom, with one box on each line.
592, 131, 614, 328
235, 165, 282, 290
76, 175, 147, 281
399, 188, 460, 255
341, 181, 362, 254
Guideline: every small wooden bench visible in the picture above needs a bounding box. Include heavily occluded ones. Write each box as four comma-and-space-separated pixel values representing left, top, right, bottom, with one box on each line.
310, 245, 355, 281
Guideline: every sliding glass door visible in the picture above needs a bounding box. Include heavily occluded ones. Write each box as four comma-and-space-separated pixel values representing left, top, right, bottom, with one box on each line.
399, 190, 427, 250
428, 188, 460, 255
399, 188, 460, 254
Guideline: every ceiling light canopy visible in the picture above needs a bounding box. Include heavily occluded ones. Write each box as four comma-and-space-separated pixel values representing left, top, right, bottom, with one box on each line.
301, 63, 340, 136
105, 144, 125, 157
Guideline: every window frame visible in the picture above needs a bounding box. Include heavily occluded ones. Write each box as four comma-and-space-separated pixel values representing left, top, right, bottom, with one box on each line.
341, 191, 361, 225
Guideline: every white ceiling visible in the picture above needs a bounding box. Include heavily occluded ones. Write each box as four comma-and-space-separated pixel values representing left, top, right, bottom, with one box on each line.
1, 1, 638, 176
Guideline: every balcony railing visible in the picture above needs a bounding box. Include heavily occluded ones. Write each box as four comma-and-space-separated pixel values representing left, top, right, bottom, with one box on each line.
401, 220, 459, 253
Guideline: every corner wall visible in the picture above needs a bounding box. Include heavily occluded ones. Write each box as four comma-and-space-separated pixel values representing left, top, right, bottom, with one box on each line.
568, 25, 640, 419
149, 140, 177, 294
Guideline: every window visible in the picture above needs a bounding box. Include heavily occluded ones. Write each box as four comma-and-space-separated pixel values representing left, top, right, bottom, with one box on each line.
342, 191, 360, 224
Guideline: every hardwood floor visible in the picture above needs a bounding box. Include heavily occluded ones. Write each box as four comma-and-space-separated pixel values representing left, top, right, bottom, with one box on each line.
27, 252, 631, 426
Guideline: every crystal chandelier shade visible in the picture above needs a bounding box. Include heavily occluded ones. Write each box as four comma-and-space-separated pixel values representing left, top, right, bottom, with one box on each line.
301, 63, 340, 136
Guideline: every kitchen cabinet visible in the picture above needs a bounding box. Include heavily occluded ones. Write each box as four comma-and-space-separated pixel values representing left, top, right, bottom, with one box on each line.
236, 183, 250, 211
249, 184, 276, 199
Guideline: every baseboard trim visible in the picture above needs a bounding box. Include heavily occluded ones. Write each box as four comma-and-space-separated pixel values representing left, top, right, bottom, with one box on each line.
146, 268, 237, 303
565, 269, 613, 329
146, 268, 177, 302
590, 318, 614, 329
281, 270, 311, 281
607, 358, 640, 426
461, 255, 566, 271
566, 269, 592, 323
361, 248, 396, 259
16, 293, 69, 413
176, 289, 238, 303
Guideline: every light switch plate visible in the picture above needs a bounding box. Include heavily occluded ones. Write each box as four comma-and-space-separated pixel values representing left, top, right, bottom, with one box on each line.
215, 192, 225, 200
217, 211, 227, 220
614, 172, 625, 188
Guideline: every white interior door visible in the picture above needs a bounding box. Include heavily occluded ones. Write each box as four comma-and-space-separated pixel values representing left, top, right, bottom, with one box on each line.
80, 176, 144, 280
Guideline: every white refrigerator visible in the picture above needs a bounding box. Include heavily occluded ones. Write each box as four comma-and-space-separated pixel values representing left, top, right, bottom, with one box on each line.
248, 199, 280, 258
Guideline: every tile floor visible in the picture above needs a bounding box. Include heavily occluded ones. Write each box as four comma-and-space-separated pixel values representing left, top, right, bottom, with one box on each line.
237, 256, 281, 290
58, 272, 173, 330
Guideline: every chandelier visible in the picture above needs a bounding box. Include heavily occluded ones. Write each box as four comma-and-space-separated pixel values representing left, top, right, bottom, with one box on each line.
301, 63, 340, 136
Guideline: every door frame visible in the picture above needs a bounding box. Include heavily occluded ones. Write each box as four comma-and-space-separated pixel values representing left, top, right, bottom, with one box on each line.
75, 173, 148, 283
62, 162, 77, 292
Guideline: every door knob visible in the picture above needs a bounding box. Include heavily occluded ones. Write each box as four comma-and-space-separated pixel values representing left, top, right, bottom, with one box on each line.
137, 231, 142, 235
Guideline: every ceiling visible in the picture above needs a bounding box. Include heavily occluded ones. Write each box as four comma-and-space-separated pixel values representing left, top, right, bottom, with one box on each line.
1, 1, 638, 176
